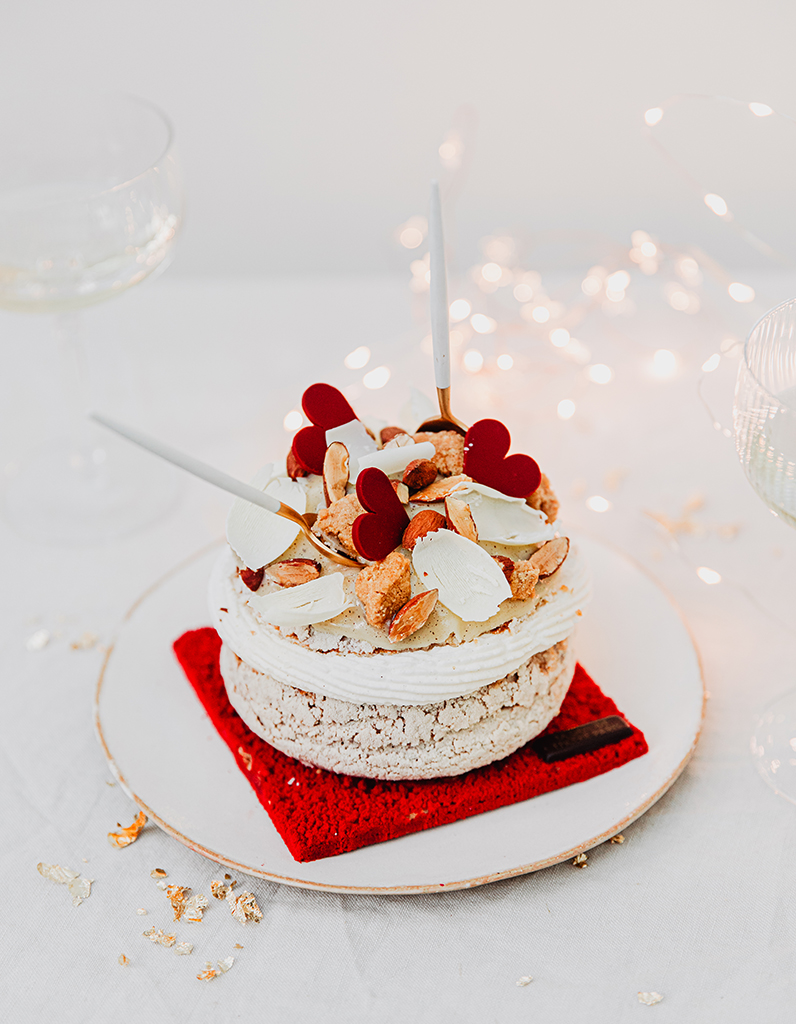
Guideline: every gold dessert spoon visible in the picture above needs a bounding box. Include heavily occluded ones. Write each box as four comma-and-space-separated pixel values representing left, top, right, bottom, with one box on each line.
417, 180, 468, 437
90, 412, 360, 567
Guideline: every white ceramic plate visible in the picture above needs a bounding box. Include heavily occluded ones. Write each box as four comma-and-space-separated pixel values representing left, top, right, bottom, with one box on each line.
94, 536, 703, 894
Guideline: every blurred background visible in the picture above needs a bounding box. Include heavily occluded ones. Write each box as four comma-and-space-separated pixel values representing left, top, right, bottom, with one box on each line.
4, 0, 796, 541
4, 0, 796, 276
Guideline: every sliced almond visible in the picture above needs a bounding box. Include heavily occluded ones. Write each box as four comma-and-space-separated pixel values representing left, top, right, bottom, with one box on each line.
266, 558, 322, 587
383, 432, 414, 449
493, 555, 514, 582
402, 509, 447, 550
323, 442, 350, 504
380, 425, 408, 445
410, 474, 471, 503
239, 567, 264, 591
388, 589, 439, 642
445, 496, 478, 543
402, 459, 438, 491
529, 536, 570, 578
286, 449, 308, 480
391, 480, 410, 504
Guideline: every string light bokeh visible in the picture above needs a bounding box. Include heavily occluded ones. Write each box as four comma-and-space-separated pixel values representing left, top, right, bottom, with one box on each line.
278, 94, 796, 599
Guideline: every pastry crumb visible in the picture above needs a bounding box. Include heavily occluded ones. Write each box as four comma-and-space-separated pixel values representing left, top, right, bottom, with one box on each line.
227, 889, 263, 924
143, 927, 176, 948
355, 551, 411, 628
516, 975, 533, 987
37, 862, 93, 906
108, 810, 147, 848
413, 431, 465, 476
610, 834, 625, 844
70, 630, 99, 650
572, 853, 588, 868
638, 992, 664, 1006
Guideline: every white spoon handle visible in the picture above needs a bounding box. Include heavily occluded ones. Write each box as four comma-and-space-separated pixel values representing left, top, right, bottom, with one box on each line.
429, 180, 450, 391
90, 412, 282, 514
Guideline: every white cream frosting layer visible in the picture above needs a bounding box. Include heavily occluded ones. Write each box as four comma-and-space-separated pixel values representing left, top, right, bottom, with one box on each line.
208, 543, 590, 706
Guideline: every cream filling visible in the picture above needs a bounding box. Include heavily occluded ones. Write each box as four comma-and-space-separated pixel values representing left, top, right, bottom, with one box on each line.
208, 543, 591, 706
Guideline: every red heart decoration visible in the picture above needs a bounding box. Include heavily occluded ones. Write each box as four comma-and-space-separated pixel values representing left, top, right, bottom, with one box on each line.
352, 467, 410, 561
291, 426, 328, 475
301, 383, 356, 430
463, 419, 541, 498
291, 383, 358, 474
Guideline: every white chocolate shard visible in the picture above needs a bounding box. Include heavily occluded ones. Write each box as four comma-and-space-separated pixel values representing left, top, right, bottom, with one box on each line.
226, 465, 307, 570
411, 530, 511, 622
249, 573, 350, 626
354, 441, 437, 481
325, 420, 377, 466
446, 482, 555, 545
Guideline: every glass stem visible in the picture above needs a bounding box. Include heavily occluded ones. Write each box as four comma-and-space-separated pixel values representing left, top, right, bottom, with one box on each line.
55, 311, 93, 471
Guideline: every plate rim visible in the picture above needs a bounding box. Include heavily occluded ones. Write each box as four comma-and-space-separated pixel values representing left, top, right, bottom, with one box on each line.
94, 536, 705, 895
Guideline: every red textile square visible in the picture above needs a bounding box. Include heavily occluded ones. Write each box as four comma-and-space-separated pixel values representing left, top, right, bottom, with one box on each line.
173, 628, 648, 862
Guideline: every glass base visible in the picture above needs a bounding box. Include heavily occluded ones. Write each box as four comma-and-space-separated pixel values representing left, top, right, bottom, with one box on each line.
751, 689, 796, 804
2, 435, 181, 545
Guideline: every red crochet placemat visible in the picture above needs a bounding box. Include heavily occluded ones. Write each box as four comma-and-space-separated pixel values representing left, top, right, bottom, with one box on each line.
173, 628, 648, 862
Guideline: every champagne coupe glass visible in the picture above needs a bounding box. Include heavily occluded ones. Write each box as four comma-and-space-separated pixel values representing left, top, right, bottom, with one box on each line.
735, 297, 796, 801
0, 91, 185, 544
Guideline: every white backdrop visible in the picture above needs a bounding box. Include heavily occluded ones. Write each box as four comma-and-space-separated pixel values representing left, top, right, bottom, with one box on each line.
3, 0, 796, 275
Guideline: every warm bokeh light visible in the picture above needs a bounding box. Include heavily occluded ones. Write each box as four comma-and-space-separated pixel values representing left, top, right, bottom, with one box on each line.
557, 399, 575, 420
283, 410, 304, 431
497, 353, 514, 370
652, 349, 678, 378
696, 566, 722, 585
644, 108, 663, 126
676, 257, 701, 284
439, 134, 462, 170
702, 353, 721, 373
398, 216, 427, 251
363, 366, 390, 389
399, 227, 424, 249
471, 313, 497, 334
582, 276, 602, 296
449, 299, 471, 322
640, 242, 657, 257
728, 282, 755, 303
587, 363, 613, 384
704, 193, 728, 217
513, 283, 534, 303
344, 345, 371, 369
749, 102, 773, 117
481, 262, 502, 283
550, 328, 570, 348
463, 349, 484, 373
563, 339, 591, 364
532, 306, 550, 323
586, 495, 612, 512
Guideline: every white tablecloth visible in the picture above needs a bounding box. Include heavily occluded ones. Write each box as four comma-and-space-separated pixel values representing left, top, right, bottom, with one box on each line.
4, 274, 796, 1022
